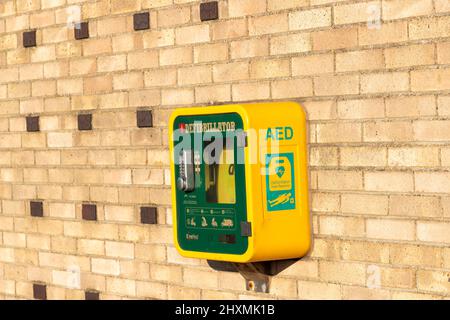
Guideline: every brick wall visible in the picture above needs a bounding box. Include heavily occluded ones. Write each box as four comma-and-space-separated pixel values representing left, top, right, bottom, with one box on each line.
0, 0, 449, 300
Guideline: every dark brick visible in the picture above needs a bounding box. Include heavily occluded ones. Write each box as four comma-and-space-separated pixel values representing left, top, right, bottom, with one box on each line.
85, 290, 100, 300
30, 201, 43, 217
134, 12, 150, 31
23, 30, 36, 48
200, 1, 219, 21
140, 207, 157, 224
26, 116, 40, 132
33, 284, 47, 300
74, 22, 89, 40
82, 204, 97, 221
78, 113, 92, 131
137, 110, 153, 128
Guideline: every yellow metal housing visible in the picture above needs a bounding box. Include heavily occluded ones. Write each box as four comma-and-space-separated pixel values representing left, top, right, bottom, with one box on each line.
169, 102, 311, 262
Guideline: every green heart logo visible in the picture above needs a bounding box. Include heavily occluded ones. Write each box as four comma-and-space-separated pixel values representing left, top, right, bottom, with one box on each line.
276, 166, 285, 178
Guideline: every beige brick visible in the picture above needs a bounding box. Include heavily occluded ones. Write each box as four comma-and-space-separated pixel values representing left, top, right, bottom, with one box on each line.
366, 219, 415, 240
316, 123, 361, 143
194, 43, 228, 62
364, 121, 413, 142
414, 120, 450, 142
388, 147, 439, 167
334, 1, 380, 25
320, 216, 365, 237
436, 0, 450, 12
320, 261, 366, 286
150, 264, 182, 283
270, 277, 297, 298
43, 26, 69, 44
390, 195, 441, 218
289, 7, 331, 30
341, 241, 389, 263
144, 68, 177, 87
337, 98, 384, 119
341, 194, 389, 215
113, 72, 143, 90
228, 0, 266, 17
160, 47, 192, 66
104, 205, 135, 223
297, 280, 341, 300
175, 25, 209, 45
20, 98, 43, 114
415, 172, 450, 194
129, 89, 160, 107
250, 59, 290, 79
411, 68, 450, 92
417, 270, 450, 294
272, 78, 314, 99
268, 0, 309, 11
270, 33, 311, 55
361, 72, 409, 94
57, 78, 82, 95
310, 147, 339, 167
232, 38, 269, 62
162, 88, 194, 106
385, 44, 435, 68
47, 132, 73, 148
317, 170, 363, 190
97, 55, 126, 73
31, 45, 56, 63
213, 62, 249, 82
336, 50, 384, 72
8, 82, 31, 99
314, 74, 359, 96
211, 19, 247, 40
105, 241, 134, 259
178, 65, 212, 85
409, 16, 450, 40
106, 278, 136, 296
365, 171, 414, 192
232, 82, 270, 102
383, 0, 433, 20
110, 0, 140, 14
195, 84, 231, 104
83, 38, 112, 56
136, 281, 167, 299
6, 14, 29, 32
359, 21, 408, 45
20, 64, 44, 81
97, 16, 127, 37
292, 54, 332, 76
168, 285, 201, 300
183, 268, 218, 289
32, 80, 56, 97
0, 34, 17, 51
132, 169, 164, 185
341, 147, 386, 167
249, 13, 288, 36
157, 6, 190, 27
48, 202, 75, 219
386, 96, 436, 118
390, 243, 442, 267
312, 27, 357, 50
342, 286, 390, 300
438, 42, 450, 64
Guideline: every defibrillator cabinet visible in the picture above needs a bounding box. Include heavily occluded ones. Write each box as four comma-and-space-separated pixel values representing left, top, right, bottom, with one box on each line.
169, 102, 311, 263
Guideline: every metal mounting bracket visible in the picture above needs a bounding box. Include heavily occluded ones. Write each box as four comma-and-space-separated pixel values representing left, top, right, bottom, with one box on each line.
232, 262, 272, 293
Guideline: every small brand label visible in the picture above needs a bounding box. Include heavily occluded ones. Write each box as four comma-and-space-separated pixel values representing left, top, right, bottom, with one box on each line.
265, 153, 296, 212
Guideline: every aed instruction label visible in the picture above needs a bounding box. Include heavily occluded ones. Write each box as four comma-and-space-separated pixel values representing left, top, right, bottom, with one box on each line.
265, 153, 296, 212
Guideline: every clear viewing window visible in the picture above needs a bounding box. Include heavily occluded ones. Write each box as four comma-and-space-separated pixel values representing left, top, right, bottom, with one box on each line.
205, 140, 236, 204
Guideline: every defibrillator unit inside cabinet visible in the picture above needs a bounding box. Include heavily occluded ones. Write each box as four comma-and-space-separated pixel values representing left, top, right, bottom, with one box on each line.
169, 102, 311, 263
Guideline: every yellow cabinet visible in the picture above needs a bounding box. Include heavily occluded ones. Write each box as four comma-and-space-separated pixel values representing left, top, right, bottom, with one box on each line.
169, 102, 311, 262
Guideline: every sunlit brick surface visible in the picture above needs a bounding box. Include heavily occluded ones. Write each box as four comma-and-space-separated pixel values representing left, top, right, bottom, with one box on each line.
0, 0, 450, 300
